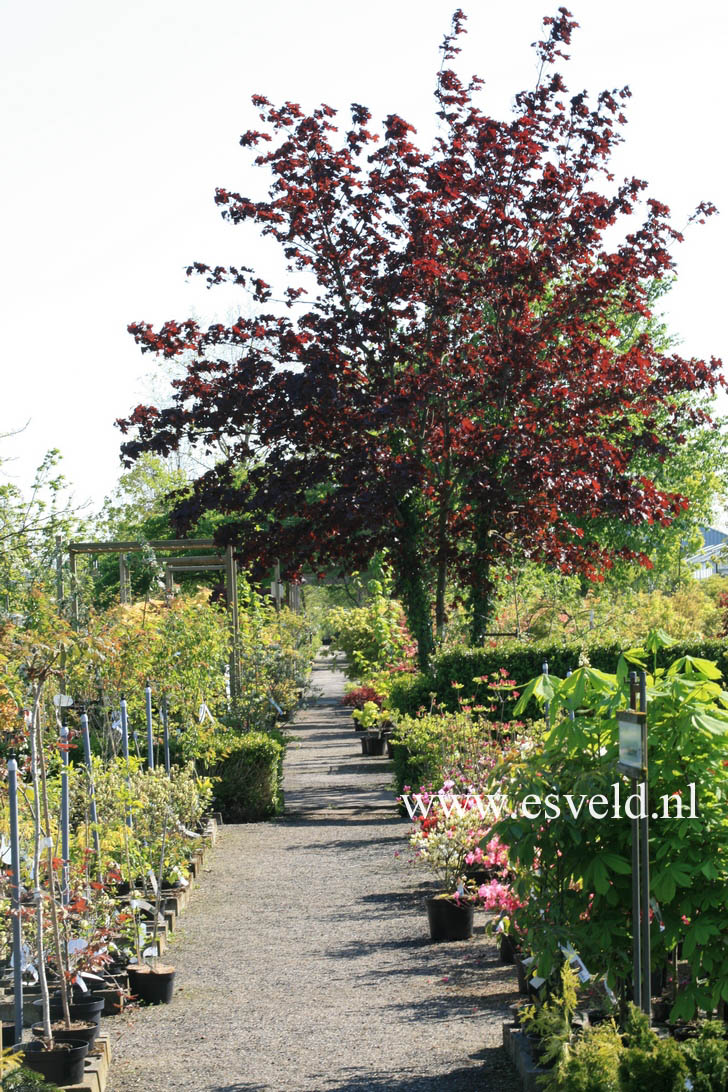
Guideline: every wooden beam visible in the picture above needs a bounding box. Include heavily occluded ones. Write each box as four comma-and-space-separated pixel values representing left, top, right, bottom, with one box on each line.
69, 538, 215, 555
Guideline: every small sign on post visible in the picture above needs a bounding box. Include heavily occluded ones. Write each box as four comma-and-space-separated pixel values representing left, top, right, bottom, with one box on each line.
616, 710, 647, 778
617, 670, 650, 1021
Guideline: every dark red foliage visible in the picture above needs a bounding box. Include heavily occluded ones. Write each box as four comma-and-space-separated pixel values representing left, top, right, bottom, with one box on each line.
118, 9, 722, 657
341, 686, 385, 710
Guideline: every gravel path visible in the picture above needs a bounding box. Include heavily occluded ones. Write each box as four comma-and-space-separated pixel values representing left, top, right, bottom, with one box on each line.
107, 659, 520, 1092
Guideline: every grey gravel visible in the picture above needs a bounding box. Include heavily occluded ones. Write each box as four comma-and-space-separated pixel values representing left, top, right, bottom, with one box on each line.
106, 659, 520, 1092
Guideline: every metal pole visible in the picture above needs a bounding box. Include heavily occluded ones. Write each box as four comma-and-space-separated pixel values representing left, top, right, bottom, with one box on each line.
162, 696, 170, 775
8, 758, 24, 1045
120, 695, 132, 828
120, 554, 130, 604
629, 671, 642, 1009
274, 559, 281, 612
69, 549, 79, 628
60, 724, 70, 906
145, 680, 154, 770
80, 711, 102, 869
639, 670, 651, 1020
55, 533, 64, 611
226, 545, 240, 700
542, 661, 550, 720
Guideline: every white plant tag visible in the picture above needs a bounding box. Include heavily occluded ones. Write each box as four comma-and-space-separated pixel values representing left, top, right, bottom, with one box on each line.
268, 696, 284, 716
74, 974, 89, 993
53, 694, 74, 708
68, 938, 88, 955
40, 836, 54, 850
147, 870, 158, 896
0, 837, 12, 865
177, 822, 201, 839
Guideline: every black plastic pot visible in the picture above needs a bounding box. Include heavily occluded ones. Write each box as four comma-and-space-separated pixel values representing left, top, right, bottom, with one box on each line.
516, 957, 530, 995
425, 895, 474, 942
22, 1038, 89, 1085
499, 933, 517, 965
361, 732, 385, 756
36, 993, 105, 1027
127, 964, 175, 1004
32, 1019, 100, 1047
2, 1021, 16, 1049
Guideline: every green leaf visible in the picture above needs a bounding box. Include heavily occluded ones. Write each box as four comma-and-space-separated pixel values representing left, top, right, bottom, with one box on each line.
592, 858, 609, 894
645, 627, 675, 654
601, 852, 632, 875
668, 655, 722, 680
690, 711, 728, 736
513, 672, 559, 715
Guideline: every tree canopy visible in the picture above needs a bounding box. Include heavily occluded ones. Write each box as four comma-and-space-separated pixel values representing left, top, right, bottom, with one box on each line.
118, 8, 724, 668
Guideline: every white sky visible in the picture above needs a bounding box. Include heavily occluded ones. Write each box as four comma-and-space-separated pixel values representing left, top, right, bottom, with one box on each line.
1, 0, 726, 513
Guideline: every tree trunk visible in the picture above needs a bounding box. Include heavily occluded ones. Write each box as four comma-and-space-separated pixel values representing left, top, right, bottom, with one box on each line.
469, 576, 497, 646
435, 553, 447, 641
395, 495, 434, 673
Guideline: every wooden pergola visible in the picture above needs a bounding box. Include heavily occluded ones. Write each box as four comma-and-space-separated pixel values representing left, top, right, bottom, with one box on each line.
67, 538, 241, 697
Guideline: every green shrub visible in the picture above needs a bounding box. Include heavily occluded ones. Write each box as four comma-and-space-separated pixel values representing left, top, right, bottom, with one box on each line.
1, 1069, 62, 1091
681, 1022, 728, 1092
619, 1035, 688, 1092
547, 1022, 622, 1092
390, 711, 494, 795
388, 638, 728, 719
210, 731, 284, 821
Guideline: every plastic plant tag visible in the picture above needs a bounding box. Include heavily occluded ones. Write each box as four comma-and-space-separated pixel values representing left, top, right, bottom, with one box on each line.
40, 836, 54, 850
530, 975, 546, 990
0, 837, 11, 865
268, 696, 284, 716
74, 974, 89, 993
198, 702, 213, 723
177, 822, 201, 839
53, 694, 74, 708
147, 870, 158, 896
130, 898, 154, 912
68, 938, 88, 954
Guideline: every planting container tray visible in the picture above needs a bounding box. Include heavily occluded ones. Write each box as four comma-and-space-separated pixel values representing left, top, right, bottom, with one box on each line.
502, 1022, 550, 1092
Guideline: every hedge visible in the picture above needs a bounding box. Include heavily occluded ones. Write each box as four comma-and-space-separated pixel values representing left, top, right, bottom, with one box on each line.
388, 638, 728, 720
210, 730, 285, 822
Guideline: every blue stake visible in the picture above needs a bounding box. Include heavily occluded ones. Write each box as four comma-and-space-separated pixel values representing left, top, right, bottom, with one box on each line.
80, 711, 101, 869
120, 695, 132, 828
60, 724, 70, 906
162, 696, 170, 775
8, 757, 24, 1045
145, 680, 154, 770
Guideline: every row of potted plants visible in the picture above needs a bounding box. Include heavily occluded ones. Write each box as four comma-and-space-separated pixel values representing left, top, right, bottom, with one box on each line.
339, 616, 728, 1087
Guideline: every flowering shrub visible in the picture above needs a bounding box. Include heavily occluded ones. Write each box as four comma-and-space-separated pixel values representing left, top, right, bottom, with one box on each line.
409, 791, 492, 896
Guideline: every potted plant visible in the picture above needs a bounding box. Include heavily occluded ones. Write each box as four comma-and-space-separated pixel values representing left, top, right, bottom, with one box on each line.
126, 810, 176, 1005
22, 670, 89, 1086
408, 789, 492, 941
352, 702, 386, 754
